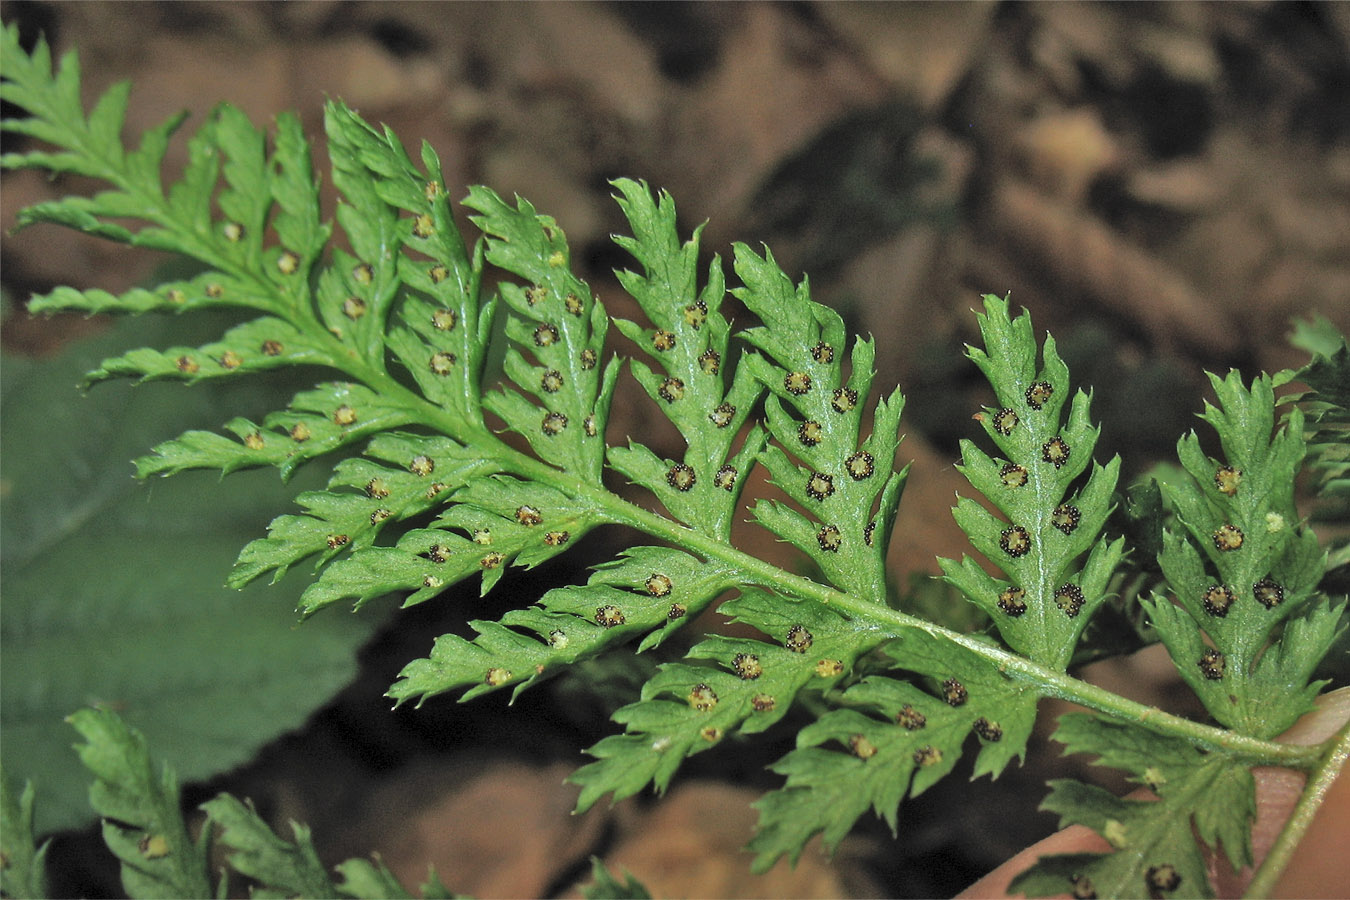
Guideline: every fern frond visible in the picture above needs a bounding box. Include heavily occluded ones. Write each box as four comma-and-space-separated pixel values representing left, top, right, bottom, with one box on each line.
608, 178, 767, 540
748, 629, 1039, 870
1011, 715, 1257, 900
940, 295, 1123, 668
0, 769, 52, 899
1146, 371, 1342, 738
5, 26, 1346, 899
732, 243, 909, 602
68, 708, 213, 899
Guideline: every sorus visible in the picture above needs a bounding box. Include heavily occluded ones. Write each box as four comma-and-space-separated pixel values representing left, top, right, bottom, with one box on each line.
997, 586, 1027, 616
806, 472, 835, 500
687, 683, 718, 711
1146, 865, 1181, 895
993, 407, 1018, 435
816, 658, 844, 677
276, 251, 300, 275
1202, 584, 1236, 616
1214, 466, 1241, 496
816, 524, 842, 552
973, 717, 1002, 742
1025, 381, 1054, 410
1212, 524, 1244, 552
831, 387, 858, 413
784, 371, 812, 395
542, 411, 568, 435
658, 377, 686, 402
1051, 504, 1081, 534
596, 604, 626, 626
714, 465, 737, 491
533, 323, 559, 347
1253, 576, 1285, 609
913, 745, 942, 767
1198, 648, 1226, 680
846, 451, 875, 480
709, 403, 736, 428
732, 653, 762, 680
896, 704, 926, 730
682, 301, 707, 329
785, 624, 813, 653
1000, 525, 1032, 557
1055, 584, 1085, 617
1042, 437, 1071, 468
849, 734, 877, 759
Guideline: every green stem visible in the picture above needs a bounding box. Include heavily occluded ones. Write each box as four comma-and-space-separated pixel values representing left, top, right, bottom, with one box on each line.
1243, 717, 1350, 898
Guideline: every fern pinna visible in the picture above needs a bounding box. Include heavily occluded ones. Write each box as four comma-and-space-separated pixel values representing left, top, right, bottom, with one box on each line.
2, 25, 1347, 899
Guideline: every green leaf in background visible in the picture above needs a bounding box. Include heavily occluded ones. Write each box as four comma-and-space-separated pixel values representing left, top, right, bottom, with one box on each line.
199, 793, 334, 899
580, 856, 652, 900
0, 768, 51, 899
69, 707, 212, 899
0, 314, 381, 835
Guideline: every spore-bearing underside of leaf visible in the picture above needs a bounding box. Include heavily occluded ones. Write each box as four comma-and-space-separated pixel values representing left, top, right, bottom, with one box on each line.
2, 24, 1346, 899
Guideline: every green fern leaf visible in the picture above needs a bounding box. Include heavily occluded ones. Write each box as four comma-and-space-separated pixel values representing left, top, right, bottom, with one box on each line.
607, 178, 767, 539
731, 243, 908, 601
198, 794, 333, 899
229, 436, 491, 587
570, 588, 903, 813
135, 383, 418, 479
580, 857, 653, 900
0, 769, 51, 900
298, 474, 607, 614
5, 28, 1346, 898
390, 547, 738, 706
939, 294, 1123, 669
1011, 714, 1257, 900
467, 186, 620, 479
747, 628, 1037, 871
83, 317, 331, 385
333, 858, 460, 900
1146, 371, 1342, 737
68, 708, 213, 900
